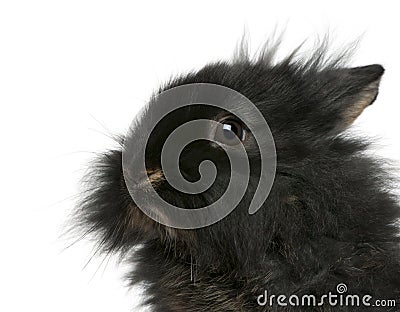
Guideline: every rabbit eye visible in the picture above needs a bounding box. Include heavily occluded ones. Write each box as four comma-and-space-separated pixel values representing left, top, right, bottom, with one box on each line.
214, 118, 246, 145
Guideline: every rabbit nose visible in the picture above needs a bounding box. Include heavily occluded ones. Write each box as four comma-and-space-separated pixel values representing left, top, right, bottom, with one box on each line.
125, 167, 165, 190
132, 167, 165, 189
146, 168, 165, 185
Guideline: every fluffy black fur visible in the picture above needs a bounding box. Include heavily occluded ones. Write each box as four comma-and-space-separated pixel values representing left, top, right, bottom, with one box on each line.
74, 38, 400, 311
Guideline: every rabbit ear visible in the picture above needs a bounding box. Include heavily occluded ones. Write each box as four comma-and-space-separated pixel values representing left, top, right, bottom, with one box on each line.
312, 64, 384, 135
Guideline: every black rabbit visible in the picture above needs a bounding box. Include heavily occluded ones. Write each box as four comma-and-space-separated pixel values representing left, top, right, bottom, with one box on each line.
74, 38, 400, 311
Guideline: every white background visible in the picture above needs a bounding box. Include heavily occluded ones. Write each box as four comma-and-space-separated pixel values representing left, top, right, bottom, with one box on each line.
1, 1, 399, 311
